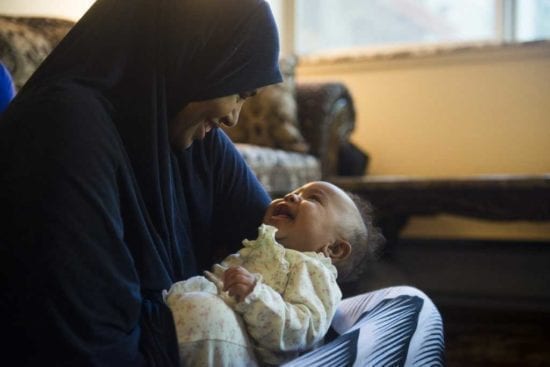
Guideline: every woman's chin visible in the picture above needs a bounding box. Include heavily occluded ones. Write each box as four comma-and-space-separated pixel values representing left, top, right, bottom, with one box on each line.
195, 124, 208, 141
179, 129, 206, 150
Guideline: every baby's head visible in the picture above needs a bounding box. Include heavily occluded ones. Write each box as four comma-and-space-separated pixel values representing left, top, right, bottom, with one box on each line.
263, 181, 384, 282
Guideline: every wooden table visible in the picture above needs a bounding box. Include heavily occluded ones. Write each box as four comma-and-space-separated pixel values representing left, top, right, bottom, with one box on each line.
330, 174, 550, 245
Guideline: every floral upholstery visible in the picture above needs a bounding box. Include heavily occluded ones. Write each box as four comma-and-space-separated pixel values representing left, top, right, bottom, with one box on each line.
223, 57, 309, 154
0, 16, 73, 90
236, 143, 321, 196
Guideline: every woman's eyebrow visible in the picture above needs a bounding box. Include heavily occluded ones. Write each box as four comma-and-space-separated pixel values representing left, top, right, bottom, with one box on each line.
240, 90, 257, 99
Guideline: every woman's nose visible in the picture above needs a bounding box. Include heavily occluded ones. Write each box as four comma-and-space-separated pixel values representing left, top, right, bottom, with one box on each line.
284, 193, 301, 203
221, 103, 244, 128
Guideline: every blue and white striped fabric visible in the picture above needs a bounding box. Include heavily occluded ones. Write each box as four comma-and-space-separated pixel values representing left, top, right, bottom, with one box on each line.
284, 286, 445, 367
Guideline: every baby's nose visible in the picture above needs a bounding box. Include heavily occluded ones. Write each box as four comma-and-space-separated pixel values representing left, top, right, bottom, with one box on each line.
284, 193, 301, 203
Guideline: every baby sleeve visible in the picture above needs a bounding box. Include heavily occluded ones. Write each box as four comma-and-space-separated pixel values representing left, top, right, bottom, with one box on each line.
234, 255, 342, 364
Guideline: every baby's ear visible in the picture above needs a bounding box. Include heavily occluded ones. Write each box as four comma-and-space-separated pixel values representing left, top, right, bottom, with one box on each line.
324, 240, 351, 263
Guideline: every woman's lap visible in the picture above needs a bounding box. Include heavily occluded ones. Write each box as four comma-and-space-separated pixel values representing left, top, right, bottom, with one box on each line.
171, 286, 445, 366
284, 286, 445, 367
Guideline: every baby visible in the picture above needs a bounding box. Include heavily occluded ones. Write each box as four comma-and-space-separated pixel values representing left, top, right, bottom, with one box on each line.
165, 181, 383, 366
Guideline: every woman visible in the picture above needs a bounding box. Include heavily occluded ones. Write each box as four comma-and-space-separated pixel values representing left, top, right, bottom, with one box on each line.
1, 0, 281, 365
0, 0, 444, 366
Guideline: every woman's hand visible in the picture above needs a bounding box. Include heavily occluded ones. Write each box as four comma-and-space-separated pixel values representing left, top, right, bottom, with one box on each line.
223, 266, 256, 303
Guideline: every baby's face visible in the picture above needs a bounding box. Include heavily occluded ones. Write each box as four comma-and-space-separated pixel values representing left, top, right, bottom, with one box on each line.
263, 181, 358, 253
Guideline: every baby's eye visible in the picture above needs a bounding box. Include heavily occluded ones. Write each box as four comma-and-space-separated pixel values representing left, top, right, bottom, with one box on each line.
308, 195, 321, 202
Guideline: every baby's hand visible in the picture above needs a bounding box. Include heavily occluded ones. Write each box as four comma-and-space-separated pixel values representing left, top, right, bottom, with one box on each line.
223, 266, 256, 303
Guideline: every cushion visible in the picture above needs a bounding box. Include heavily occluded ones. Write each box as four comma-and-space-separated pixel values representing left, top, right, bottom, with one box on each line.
223, 57, 309, 153
0, 16, 73, 90
236, 144, 321, 195
338, 142, 370, 176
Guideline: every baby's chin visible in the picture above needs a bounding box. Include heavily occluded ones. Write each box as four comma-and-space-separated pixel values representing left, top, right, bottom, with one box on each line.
262, 221, 283, 237
274, 232, 289, 247
262, 217, 277, 228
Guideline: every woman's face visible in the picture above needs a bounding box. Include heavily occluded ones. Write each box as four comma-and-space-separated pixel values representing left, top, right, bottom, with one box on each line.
169, 91, 256, 149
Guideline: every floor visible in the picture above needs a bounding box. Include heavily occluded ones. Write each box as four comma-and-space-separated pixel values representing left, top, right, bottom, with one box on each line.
346, 237, 550, 367
442, 306, 550, 367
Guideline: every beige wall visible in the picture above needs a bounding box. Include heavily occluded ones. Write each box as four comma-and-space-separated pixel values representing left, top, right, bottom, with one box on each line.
297, 42, 550, 240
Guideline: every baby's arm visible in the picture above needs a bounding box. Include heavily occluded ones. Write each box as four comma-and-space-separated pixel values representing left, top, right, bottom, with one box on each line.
234, 258, 342, 355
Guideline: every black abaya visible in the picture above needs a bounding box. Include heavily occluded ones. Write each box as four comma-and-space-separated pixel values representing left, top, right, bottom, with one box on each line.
0, 0, 282, 365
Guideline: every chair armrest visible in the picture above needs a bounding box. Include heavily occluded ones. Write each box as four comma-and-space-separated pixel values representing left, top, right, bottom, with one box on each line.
295, 82, 356, 178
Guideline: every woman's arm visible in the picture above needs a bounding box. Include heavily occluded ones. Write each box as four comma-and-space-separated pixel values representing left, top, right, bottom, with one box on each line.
212, 129, 271, 248
0, 95, 148, 366
181, 129, 271, 268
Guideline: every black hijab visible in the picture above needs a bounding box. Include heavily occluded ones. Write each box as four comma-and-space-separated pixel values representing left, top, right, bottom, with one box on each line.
0, 0, 281, 365
13, 0, 281, 237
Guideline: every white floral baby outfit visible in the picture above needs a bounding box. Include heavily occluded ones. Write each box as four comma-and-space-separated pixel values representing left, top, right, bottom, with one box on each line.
165, 224, 342, 366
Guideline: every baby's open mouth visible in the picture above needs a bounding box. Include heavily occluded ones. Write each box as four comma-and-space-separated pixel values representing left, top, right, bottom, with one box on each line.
272, 203, 294, 220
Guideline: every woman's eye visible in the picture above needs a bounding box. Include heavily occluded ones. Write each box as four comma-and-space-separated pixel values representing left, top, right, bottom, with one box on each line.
238, 90, 257, 101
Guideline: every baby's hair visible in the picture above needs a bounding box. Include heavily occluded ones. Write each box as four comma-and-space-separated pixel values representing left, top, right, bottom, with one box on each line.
336, 192, 385, 283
